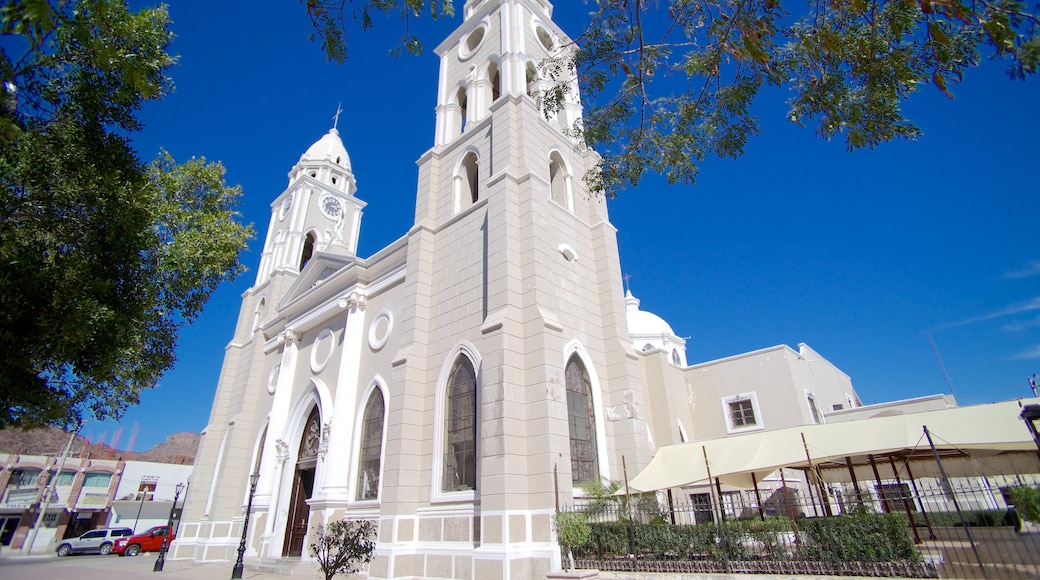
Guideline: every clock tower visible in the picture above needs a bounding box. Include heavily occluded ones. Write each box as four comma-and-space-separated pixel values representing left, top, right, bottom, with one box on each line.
255, 127, 365, 286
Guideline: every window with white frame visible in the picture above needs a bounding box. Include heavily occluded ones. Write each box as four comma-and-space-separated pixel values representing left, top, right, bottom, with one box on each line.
723, 393, 762, 433
443, 356, 477, 492
805, 391, 821, 424
356, 388, 385, 500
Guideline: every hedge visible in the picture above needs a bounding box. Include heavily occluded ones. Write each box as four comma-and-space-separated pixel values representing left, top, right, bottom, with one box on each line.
570, 513, 920, 563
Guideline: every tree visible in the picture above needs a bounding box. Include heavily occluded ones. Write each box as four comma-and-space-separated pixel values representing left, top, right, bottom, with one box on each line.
302, 1, 1039, 196
310, 519, 377, 580
553, 511, 591, 572
0, 0, 253, 428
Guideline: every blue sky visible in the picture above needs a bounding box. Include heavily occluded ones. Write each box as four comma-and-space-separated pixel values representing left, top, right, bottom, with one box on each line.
80, 2, 1038, 451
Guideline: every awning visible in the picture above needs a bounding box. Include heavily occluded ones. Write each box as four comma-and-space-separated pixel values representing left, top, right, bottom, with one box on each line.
626, 398, 1040, 492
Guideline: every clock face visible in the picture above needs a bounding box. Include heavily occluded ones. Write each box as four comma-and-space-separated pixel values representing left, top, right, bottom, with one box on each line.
279, 194, 293, 220
321, 195, 342, 218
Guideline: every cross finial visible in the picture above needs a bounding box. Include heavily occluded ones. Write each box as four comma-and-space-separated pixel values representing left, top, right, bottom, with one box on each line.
623, 273, 632, 294
332, 102, 343, 130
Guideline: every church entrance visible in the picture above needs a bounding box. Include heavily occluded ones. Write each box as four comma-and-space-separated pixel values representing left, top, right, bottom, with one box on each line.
282, 407, 320, 558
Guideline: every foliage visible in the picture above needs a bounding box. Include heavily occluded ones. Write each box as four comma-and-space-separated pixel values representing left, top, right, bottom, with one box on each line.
576, 478, 663, 524
300, 0, 455, 61
0, 0, 253, 428
553, 511, 591, 571
912, 508, 1020, 527
310, 519, 377, 580
571, 513, 919, 564
1008, 486, 1040, 522
303, 0, 1040, 196
798, 513, 919, 562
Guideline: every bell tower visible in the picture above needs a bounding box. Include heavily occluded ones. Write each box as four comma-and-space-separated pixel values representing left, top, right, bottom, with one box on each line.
380, 0, 654, 576
255, 126, 365, 286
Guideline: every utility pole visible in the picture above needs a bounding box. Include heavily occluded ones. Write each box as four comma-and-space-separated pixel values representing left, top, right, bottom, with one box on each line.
24, 423, 81, 554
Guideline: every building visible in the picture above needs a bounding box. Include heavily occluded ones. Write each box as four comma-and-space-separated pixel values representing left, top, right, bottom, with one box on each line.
0, 452, 190, 551
172, 1, 876, 578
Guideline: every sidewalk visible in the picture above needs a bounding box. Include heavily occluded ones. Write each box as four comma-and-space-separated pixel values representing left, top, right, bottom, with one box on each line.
0, 549, 316, 580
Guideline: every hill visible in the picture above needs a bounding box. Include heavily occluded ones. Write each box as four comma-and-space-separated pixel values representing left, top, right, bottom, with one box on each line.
0, 427, 199, 465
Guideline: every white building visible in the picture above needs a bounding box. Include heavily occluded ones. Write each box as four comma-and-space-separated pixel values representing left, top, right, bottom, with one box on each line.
172, 1, 882, 578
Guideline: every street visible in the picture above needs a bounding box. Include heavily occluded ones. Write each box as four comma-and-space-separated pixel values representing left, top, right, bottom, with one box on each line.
0, 552, 298, 580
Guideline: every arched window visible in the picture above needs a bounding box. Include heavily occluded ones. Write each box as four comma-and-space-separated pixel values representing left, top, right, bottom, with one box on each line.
548, 151, 569, 209
454, 152, 480, 213
299, 232, 316, 270
356, 389, 385, 500
456, 86, 468, 133
642, 343, 654, 352
525, 62, 538, 98
488, 62, 501, 102
565, 356, 599, 485
252, 297, 266, 333
443, 356, 477, 492
671, 349, 681, 366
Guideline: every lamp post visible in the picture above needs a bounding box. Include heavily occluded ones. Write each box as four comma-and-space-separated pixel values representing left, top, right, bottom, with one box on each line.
153, 482, 184, 572
231, 472, 260, 580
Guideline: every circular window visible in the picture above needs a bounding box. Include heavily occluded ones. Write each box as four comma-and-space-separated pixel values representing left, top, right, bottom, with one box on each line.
368, 310, 393, 351
535, 25, 554, 52
459, 25, 487, 60
310, 328, 336, 373
267, 363, 281, 395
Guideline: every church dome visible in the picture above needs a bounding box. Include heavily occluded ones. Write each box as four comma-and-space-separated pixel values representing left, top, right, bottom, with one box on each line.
299, 128, 352, 171
625, 290, 675, 337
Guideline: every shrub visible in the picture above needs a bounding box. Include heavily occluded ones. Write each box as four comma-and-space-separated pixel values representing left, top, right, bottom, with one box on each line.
310, 519, 377, 580
1008, 486, 1040, 523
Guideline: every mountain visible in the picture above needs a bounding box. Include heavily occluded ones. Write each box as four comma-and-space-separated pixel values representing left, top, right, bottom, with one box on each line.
0, 427, 199, 465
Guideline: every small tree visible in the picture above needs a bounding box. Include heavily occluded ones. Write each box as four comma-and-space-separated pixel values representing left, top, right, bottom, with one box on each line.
1009, 486, 1040, 523
310, 519, 377, 580
553, 511, 591, 572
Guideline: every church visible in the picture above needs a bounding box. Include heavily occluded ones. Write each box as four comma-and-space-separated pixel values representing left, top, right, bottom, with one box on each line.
170, 1, 866, 578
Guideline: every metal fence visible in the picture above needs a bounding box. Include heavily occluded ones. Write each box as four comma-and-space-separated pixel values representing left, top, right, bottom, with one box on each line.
560, 472, 1040, 579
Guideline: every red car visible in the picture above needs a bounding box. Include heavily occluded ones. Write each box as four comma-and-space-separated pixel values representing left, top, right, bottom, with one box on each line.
112, 525, 175, 557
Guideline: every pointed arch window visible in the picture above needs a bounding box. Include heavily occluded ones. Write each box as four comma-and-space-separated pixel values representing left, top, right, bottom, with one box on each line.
488, 62, 501, 102
454, 152, 480, 214
300, 232, 316, 270
443, 356, 477, 492
548, 151, 570, 210
525, 62, 538, 98
565, 356, 599, 485
357, 389, 385, 500
457, 87, 468, 133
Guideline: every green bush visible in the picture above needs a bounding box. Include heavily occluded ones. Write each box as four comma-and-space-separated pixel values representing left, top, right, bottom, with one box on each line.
913, 509, 1015, 528
1008, 486, 1040, 523
798, 513, 919, 562
574, 513, 919, 564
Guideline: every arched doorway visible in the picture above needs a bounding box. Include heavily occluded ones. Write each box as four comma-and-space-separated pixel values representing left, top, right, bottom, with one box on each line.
283, 407, 320, 557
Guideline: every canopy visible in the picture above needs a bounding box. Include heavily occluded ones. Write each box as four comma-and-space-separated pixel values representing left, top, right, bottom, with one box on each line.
626, 398, 1040, 492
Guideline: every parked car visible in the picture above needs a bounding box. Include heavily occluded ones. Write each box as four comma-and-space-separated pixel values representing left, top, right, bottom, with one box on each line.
55, 527, 134, 556
112, 525, 175, 557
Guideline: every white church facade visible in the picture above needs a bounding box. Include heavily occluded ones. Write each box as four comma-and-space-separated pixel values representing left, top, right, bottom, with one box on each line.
171, 1, 867, 578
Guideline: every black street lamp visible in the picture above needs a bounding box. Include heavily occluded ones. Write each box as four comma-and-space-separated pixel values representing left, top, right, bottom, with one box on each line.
153, 482, 185, 572
231, 472, 260, 580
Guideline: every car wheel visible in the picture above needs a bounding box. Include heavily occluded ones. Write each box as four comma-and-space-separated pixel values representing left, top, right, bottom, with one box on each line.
99, 543, 112, 555
125, 544, 141, 557
57, 544, 71, 557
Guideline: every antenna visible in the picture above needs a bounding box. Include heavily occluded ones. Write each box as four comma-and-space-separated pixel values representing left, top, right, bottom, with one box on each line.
927, 333, 956, 398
